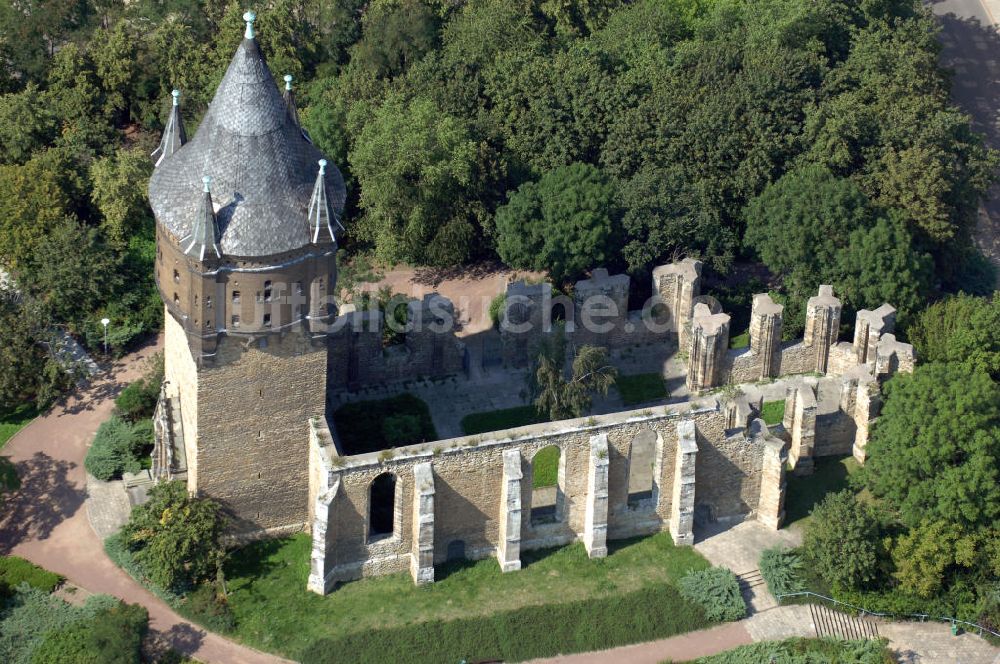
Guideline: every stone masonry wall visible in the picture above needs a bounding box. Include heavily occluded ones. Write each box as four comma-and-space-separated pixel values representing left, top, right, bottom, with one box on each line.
309, 401, 772, 590
163, 309, 200, 488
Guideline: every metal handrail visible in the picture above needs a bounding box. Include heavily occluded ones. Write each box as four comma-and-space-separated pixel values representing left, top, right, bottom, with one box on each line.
776, 591, 1000, 638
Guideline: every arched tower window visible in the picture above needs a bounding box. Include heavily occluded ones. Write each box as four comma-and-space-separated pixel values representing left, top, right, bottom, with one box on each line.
369, 472, 397, 541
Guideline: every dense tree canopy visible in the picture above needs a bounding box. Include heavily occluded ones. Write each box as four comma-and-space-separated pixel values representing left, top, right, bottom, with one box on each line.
862, 364, 1000, 531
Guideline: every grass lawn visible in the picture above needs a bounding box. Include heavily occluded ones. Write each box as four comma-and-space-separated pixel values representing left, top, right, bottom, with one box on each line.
531, 445, 559, 488
729, 330, 750, 349
760, 400, 785, 426
187, 533, 712, 663
784, 455, 861, 529
460, 405, 546, 435
0, 403, 39, 449
615, 373, 668, 406
332, 394, 437, 455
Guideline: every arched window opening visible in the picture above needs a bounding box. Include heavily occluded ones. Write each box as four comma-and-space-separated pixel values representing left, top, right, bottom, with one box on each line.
531, 445, 562, 526
369, 472, 397, 541
627, 429, 657, 508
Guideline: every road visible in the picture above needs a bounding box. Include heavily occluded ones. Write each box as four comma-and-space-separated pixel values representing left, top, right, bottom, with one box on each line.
929, 0, 1000, 270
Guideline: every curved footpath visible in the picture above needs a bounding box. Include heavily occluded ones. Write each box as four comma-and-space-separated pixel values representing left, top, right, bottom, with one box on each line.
0, 337, 288, 664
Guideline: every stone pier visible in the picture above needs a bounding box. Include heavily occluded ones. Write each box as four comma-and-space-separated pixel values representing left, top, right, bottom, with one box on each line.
854, 304, 896, 366
497, 449, 523, 572
750, 294, 783, 380
410, 462, 435, 584
653, 258, 702, 347
307, 477, 340, 595
804, 286, 841, 374
756, 422, 787, 530
687, 303, 731, 391
583, 434, 610, 558
785, 385, 817, 475
669, 420, 698, 546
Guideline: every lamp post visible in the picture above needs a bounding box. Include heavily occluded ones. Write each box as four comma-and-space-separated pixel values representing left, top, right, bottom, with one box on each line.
101, 318, 110, 356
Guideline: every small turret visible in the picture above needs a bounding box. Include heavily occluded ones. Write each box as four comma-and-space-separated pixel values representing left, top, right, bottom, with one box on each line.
308, 159, 342, 244
183, 176, 221, 260
151, 89, 187, 166
283, 74, 300, 127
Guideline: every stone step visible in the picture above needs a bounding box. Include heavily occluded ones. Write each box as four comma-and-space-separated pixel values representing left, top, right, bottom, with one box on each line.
810, 602, 880, 641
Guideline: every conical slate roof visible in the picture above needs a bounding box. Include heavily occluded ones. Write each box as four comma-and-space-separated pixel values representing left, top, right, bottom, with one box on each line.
148, 27, 345, 257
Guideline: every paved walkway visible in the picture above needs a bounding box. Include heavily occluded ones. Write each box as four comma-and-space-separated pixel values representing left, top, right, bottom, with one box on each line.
0, 336, 288, 664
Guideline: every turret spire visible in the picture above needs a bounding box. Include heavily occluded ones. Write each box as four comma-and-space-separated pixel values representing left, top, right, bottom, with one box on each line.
282, 74, 300, 127
183, 176, 221, 260
308, 160, 342, 244
244, 11, 256, 40
151, 89, 187, 167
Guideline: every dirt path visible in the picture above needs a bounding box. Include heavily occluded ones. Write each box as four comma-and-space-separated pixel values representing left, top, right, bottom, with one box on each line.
524, 622, 753, 664
0, 336, 288, 664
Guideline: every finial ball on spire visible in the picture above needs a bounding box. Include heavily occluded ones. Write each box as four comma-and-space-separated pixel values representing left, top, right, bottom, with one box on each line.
243, 10, 257, 39
284, 74, 293, 90
171, 89, 181, 106
318, 159, 327, 175
202, 175, 212, 192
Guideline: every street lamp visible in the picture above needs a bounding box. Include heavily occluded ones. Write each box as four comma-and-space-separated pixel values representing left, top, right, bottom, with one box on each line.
101, 318, 110, 356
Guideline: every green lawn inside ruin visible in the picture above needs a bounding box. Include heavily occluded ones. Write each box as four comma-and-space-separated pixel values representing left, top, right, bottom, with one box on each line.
615, 372, 668, 406
188, 532, 713, 663
784, 454, 861, 529
760, 400, 785, 426
332, 393, 438, 455
460, 404, 546, 435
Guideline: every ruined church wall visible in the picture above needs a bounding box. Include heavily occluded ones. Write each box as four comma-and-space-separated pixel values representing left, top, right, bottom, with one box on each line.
314, 404, 769, 585
163, 309, 200, 488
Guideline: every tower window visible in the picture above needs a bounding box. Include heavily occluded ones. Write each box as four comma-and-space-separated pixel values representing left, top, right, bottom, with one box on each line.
194, 295, 198, 306
206, 296, 212, 309
232, 290, 241, 304
294, 281, 303, 295
263, 313, 272, 327
173, 293, 179, 305
173, 269, 180, 283
231, 315, 240, 328
263, 280, 272, 302
205, 320, 212, 329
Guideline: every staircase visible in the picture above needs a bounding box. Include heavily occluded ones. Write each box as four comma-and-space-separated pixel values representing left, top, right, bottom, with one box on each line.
735, 569, 772, 612
810, 601, 881, 640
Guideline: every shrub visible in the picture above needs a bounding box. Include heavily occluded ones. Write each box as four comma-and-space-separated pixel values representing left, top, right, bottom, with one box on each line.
488, 292, 506, 329
382, 413, 423, 446
113, 352, 164, 422
759, 547, 805, 599
678, 567, 745, 622
84, 416, 153, 481
184, 583, 235, 633
694, 637, 892, 663
31, 602, 148, 664
0, 556, 63, 596
0, 586, 125, 664
802, 491, 881, 591
119, 481, 225, 592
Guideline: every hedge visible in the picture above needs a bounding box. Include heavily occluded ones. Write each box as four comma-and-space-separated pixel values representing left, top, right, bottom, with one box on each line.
678, 567, 746, 622
693, 637, 892, 663
84, 416, 153, 481
296, 583, 710, 664
0, 556, 63, 596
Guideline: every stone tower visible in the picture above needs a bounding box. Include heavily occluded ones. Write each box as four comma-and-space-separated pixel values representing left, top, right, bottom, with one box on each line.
148, 12, 346, 534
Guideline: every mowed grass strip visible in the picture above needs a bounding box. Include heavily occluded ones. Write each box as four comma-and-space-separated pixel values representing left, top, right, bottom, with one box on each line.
784, 454, 861, 528
192, 532, 711, 661
760, 400, 785, 426
616, 373, 668, 406
460, 405, 546, 436
0, 403, 39, 448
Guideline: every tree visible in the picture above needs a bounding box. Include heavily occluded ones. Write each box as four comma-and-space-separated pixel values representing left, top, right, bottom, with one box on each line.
0, 84, 56, 164
802, 491, 882, 590
889, 520, 977, 599
533, 327, 617, 421
496, 163, 618, 283
908, 293, 1000, 380
862, 364, 1000, 531
0, 153, 76, 270
90, 19, 137, 122
89, 147, 154, 251
352, 0, 440, 80
18, 218, 120, 331
120, 481, 226, 591
31, 602, 147, 664
0, 291, 75, 410
349, 94, 493, 266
